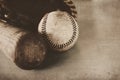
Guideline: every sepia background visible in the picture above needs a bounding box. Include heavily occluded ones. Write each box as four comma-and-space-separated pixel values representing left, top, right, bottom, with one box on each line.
0, 0, 120, 80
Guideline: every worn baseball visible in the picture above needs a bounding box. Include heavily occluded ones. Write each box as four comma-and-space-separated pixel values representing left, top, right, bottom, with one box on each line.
38, 11, 79, 52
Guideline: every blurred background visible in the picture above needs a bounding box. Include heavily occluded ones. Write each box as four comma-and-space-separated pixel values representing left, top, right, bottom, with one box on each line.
0, 0, 120, 80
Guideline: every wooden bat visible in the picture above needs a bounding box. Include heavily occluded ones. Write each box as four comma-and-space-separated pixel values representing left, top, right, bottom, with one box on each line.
0, 20, 46, 69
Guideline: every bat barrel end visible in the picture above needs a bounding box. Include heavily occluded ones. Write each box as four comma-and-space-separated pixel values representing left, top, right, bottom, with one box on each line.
14, 33, 46, 70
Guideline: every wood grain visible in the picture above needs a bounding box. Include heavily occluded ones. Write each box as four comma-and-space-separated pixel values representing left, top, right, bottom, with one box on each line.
0, 21, 46, 69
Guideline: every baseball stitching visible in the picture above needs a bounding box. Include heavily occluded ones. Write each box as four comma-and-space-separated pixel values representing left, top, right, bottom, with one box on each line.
41, 13, 77, 50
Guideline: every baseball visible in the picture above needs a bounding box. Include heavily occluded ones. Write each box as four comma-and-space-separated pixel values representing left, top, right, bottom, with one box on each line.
38, 10, 79, 52
0, 21, 46, 69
